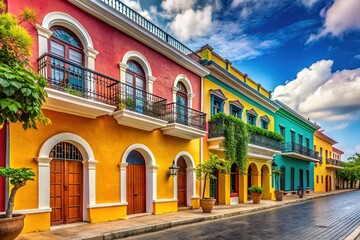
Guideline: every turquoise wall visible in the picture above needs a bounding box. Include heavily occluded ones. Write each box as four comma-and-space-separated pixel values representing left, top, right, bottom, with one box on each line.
274, 108, 317, 191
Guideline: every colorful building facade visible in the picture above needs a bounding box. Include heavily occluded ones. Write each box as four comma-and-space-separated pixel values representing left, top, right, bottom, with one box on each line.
314, 130, 341, 192
198, 45, 281, 204
332, 147, 345, 189
6, 0, 209, 233
273, 100, 320, 193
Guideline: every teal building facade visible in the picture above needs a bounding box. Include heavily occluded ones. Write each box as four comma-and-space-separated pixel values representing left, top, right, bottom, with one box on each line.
274, 100, 320, 192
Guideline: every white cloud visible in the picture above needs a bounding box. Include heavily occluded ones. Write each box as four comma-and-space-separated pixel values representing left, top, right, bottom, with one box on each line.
307, 0, 360, 43
169, 6, 213, 41
273, 60, 360, 125
161, 0, 195, 12
300, 0, 320, 8
121, 0, 152, 20
354, 54, 360, 59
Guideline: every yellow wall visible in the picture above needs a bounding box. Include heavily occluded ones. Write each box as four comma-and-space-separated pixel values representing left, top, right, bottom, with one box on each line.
199, 46, 271, 99
314, 134, 333, 192
10, 109, 201, 232
153, 201, 178, 215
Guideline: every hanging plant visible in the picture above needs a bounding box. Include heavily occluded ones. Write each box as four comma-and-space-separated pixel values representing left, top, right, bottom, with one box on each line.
210, 113, 249, 174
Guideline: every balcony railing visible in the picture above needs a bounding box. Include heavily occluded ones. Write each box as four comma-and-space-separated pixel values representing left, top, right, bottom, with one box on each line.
208, 118, 281, 150
165, 103, 206, 131
326, 158, 343, 166
249, 133, 281, 151
117, 83, 167, 119
318, 156, 323, 164
100, 0, 200, 62
282, 142, 319, 159
38, 53, 119, 106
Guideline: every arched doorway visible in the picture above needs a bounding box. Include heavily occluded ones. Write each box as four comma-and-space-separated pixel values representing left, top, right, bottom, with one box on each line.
50, 142, 83, 225
247, 163, 258, 199
177, 157, 187, 207
230, 164, 239, 197
261, 164, 271, 199
126, 150, 146, 215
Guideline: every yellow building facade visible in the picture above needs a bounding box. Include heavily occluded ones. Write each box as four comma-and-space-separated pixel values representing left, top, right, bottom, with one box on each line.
198, 45, 281, 204
314, 131, 341, 192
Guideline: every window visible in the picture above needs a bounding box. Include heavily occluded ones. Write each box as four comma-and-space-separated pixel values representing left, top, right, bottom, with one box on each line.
230, 164, 238, 197
316, 175, 319, 183
280, 166, 286, 191
321, 175, 323, 183
298, 134, 303, 146
305, 138, 310, 149
231, 107, 241, 118
176, 82, 188, 124
248, 115, 255, 125
291, 131, 295, 143
49, 27, 84, 91
325, 150, 328, 159
126, 60, 145, 91
125, 60, 146, 113
280, 126, 285, 141
306, 170, 309, 188
210, 89, 226, 116
260, 115, 270, 130
229, 100, 243, 119
246, 109, 258, 126
261, 120, 268, 130
320, 147, 323, 157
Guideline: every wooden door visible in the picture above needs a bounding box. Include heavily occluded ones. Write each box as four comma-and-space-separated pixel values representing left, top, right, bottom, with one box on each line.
177, 157, 187, 207
126, 151, 146, 215
50, 160, 82, 225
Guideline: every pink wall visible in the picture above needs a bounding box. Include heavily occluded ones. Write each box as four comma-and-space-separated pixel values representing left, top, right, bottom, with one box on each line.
8, 0, 202, 110
0, 126, 5, 212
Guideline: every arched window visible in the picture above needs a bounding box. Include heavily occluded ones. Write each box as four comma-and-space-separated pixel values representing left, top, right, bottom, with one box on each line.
49, 27, 84, 92
176, 82, 188, 106
126, 60, 145, 91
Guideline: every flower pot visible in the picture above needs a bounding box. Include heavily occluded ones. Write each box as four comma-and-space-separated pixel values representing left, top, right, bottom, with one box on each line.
274, 190, 284, 201
250, 192, 262, 204
200, 198, 216, 213
0, 214, 25, 240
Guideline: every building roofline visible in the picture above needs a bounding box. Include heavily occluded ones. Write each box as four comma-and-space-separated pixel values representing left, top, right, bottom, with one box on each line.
332, 147, 344, 154
315, 130, 338, 145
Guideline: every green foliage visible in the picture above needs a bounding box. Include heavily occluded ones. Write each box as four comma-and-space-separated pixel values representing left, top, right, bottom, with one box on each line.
0, 7, 50, 129
248, 185, 265, 193
64, 84, 82, 97
195, 153, 231, 198
245, 123, 284, 141
211, 113, 249, 174
273, 169, 282, 191
0, 62, 50, 129
337, 153, 360, 183
0, 167, 35, 186
118, 97, 134, 109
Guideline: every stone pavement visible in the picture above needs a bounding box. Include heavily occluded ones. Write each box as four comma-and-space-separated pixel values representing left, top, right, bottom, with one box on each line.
17, 189, 359, 240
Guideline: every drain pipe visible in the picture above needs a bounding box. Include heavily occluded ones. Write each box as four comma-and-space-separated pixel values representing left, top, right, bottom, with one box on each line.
200, 76, 204, 198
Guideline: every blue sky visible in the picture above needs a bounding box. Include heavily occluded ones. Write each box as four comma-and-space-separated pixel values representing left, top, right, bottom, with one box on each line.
122, 0, 360, 160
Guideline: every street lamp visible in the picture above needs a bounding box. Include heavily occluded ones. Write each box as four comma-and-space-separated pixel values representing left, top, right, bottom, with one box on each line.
272, 157, 278, 172
169, 160, 179, 176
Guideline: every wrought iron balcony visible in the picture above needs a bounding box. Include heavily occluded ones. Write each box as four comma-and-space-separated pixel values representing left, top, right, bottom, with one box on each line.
282, 142, 319, 160
326, 158, 343, 167
164, 103, 206, 131
208, 118, 281, 151
117, 83, 167, 119
38, 53, 119, 106
100, 0, 200, 62
249, 133, 281, 151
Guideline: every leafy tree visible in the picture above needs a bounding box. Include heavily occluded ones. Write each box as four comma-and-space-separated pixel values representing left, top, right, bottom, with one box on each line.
0, 1, 50, 129
195, 153, 231, 199
0, 1, 50, 218
337, 153, 360, 189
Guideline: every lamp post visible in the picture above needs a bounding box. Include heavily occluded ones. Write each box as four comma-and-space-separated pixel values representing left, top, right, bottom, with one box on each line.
169, 160, 179, 176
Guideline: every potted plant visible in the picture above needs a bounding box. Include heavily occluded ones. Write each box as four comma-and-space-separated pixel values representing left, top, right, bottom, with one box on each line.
195, 153, 230, 213
273, 169, 284, 201
248, 185, 265, 204
0, 168, 35, 240
0, 3, 50, 239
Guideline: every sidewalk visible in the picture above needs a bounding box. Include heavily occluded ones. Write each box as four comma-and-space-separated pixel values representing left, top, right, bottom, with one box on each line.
17, 189, 358, 240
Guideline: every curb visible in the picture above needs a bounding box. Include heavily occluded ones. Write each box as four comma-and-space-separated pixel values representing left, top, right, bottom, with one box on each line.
81, 190, 358, 240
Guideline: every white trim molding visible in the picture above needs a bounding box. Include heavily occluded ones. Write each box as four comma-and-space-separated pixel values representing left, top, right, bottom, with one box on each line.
172, 74, 194, 108
37, 133, 97, 222
120, 51, 156, 93
173, 152, 197, 207
88, 202, 127, 209
120, 144, 158, 213
153, 199, 178, 203
2, 208, 53, 215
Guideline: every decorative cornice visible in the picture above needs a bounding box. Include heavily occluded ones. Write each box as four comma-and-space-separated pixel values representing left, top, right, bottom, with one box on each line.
84, 47, 99, 59
229, 100, 244, 109
246, 108, 258, 117
209, 89, 227, 100
35, 24, 53, 38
